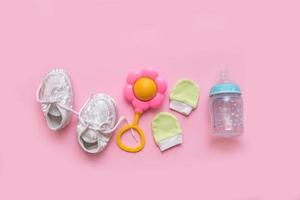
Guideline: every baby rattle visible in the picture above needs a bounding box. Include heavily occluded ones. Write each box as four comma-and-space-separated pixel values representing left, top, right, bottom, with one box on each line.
116, 69, 167, 153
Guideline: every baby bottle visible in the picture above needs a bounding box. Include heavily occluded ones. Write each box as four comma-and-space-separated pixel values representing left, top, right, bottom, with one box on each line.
209, 70, 243, 137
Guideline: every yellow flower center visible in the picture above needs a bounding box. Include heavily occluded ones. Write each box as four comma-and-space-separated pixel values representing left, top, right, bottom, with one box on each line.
133, 77, 157, 101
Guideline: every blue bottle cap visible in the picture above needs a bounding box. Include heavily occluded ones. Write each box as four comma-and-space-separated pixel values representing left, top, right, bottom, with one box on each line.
210, 82, 241, 96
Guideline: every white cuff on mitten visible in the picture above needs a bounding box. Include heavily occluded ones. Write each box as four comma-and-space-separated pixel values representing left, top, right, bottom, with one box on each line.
158, 134, 183, 151
169, 100, 193, 116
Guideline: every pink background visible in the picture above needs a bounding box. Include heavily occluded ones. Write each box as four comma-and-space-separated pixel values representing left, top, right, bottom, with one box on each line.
1, 0, 300, 199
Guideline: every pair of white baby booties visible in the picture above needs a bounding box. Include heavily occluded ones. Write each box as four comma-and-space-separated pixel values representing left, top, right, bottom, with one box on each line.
36, 69, 128, 154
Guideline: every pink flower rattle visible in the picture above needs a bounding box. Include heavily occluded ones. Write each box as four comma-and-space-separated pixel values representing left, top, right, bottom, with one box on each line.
116, 69, 167, 153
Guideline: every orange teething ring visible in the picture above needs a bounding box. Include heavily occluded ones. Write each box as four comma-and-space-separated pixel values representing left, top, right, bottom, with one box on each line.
116, 113, 145, 153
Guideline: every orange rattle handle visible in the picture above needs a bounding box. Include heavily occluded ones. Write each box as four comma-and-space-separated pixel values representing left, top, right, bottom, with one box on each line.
116, 113, 145, 153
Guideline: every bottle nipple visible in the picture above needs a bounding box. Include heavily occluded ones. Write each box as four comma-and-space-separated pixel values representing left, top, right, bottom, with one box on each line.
220, 68, 229, 83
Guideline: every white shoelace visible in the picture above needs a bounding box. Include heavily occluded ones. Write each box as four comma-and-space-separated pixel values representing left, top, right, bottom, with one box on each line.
36, 84, 79, 115
36, 85, 138, 142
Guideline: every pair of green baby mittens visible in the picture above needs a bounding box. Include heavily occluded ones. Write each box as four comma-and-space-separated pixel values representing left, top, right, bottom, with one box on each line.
151, 79, 200, 151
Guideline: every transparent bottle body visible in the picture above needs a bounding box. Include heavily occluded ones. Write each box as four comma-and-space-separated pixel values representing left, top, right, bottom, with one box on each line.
209, 93, 243, 137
